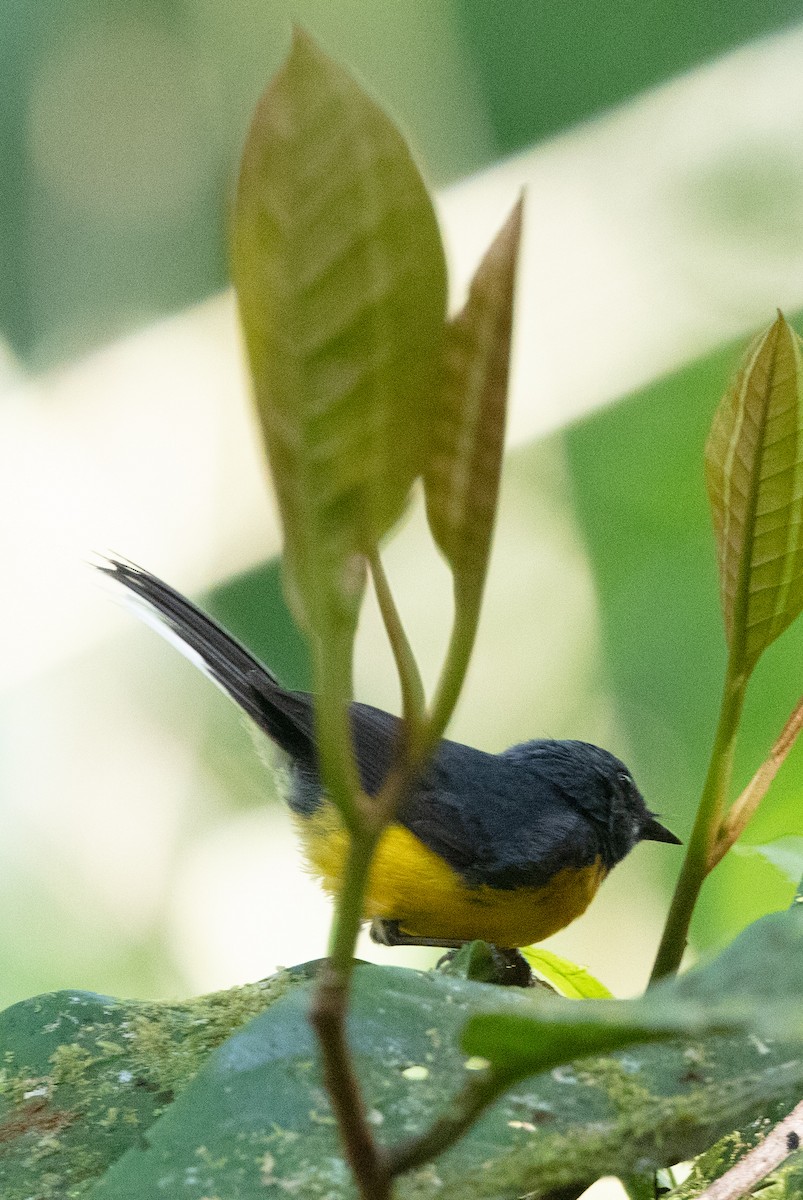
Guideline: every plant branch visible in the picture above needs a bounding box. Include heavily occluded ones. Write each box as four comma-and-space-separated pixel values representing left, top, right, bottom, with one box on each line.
382, 1068, 510, 1177
309, 936, 391, 1200
368, 548, 426, 731
313, 620, 366, 835
427, 580, 483, 749
650, 667, 747, 983
311, 566, 492, 1196
709, 695, 803, 871
693, 1097, 803, 1200
309, 619, 393, 1199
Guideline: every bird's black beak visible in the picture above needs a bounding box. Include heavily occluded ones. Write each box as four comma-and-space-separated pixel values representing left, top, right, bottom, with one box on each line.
642, 815, 682, 845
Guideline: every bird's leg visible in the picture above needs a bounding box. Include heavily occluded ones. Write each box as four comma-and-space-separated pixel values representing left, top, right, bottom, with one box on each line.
369, 918, 465, 950
369, 921, 535, 987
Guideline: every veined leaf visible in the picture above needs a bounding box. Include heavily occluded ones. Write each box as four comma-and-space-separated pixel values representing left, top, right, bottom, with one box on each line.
705, 313, 803, 673
425, 198, 521, 599
464, 904, 803, 1078
80, 961, 803, 1200
520, 947, 613, 998
232, 28, 447, 633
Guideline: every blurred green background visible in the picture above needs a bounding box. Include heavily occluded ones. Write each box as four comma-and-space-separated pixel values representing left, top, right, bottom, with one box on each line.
2, 1, 803, 1012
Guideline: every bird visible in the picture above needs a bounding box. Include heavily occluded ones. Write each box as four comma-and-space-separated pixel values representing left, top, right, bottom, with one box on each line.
97, 556, 680, 954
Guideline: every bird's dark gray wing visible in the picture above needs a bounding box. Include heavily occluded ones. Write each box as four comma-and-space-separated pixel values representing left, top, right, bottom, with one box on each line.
346, 702, 404, 795
399, 746, 607, 890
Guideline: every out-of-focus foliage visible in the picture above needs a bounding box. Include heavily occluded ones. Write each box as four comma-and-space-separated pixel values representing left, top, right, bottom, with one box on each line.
2, 0, 798, 366
459, 1, 803, 157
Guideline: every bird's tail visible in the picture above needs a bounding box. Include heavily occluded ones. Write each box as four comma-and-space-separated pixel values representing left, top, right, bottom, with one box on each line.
95, 555, 290, 736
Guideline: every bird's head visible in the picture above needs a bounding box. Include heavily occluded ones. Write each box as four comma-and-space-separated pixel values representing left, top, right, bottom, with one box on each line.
502, 738, 680, 867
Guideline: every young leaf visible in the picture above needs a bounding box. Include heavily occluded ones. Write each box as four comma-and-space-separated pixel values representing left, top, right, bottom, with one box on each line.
520, 947, 613, 999
424, 198, 521, 601
232, 28, 447, 633
705, 313, 803, 674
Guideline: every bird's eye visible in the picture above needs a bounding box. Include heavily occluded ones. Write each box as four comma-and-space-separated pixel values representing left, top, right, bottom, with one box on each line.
616, 771, 632, 787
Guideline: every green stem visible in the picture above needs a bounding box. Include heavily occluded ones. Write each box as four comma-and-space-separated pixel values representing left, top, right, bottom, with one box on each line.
314, 620, 364, 835
327, 826, 378, 964
309, 618, 393, 1198
427, 580, 483, 748
650, 666, 747, 983
368, 548, 426, 730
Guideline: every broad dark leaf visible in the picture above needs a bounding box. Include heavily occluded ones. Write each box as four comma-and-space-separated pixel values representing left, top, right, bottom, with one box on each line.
81, 913, 803, 1200
0, 979, 283, 1199
3, 938, 803, 1199
463, 904, 803, 1076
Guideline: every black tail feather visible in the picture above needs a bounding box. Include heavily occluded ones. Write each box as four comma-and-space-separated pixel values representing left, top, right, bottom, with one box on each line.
96, 556, 318, 764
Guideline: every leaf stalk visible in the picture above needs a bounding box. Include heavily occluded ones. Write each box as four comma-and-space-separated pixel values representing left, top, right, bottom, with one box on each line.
427, 580, 483, 749
650, 666, 747, 983
709, 695, 803, 871
368, 548, 426, 731
382, 1069, 510, 1177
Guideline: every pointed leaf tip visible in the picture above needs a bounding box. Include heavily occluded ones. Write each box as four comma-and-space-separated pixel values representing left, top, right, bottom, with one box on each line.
424, 198, 523, 597
705, 312, 803, 674
232, 31, 447, 634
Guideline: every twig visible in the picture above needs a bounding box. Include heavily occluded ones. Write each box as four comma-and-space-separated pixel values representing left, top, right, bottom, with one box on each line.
694, 1097, 803, 1200
650, 671, 746, 983
308, 826, 393, 1198
368, 548, 426, 729
382, 1069, 510, 1177
310, 563, 491, 1196
709, 696, 803, 872
309, 958, 392, 1199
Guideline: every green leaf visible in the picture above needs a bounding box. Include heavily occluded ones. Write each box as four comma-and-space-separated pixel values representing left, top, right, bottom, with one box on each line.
705, 312, 803, 674
82, 960, 803, 1200
520, 947, 613, 998
0, 978, 284, 1200
463, 904, 803, 1077
232, 27, 447, 633
424, 197, 521, 598
5, 950, 803, 1200
563, 314, 803, 952
734, 836, 803, 884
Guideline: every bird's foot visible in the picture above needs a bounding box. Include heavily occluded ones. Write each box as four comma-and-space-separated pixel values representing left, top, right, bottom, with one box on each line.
436, 942, 536, 987
370, 921, 537, 988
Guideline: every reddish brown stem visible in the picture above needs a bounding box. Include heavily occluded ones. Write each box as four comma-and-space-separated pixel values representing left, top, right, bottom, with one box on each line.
710, 696, 803, 871
309, 961, 393, 1200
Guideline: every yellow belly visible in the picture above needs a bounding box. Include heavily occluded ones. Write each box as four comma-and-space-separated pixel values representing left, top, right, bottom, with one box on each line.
295, 804, 606, 949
